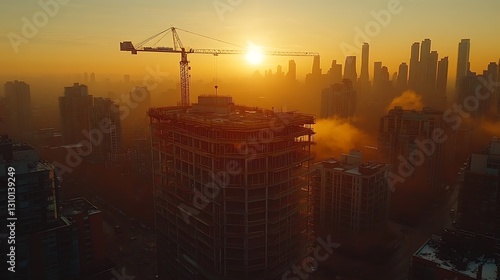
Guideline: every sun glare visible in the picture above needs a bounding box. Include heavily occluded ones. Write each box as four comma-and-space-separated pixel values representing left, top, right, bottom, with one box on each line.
246, 44, 264, 65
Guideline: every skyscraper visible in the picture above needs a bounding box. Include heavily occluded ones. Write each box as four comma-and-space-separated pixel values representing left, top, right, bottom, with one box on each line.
312, 55, 321, 76
436, 56, 449, 97
150, 95, 315, 279
320, 79, 356, 120
373, 61, 382, 88
418, 39, 431, 90
0, 136, 81, 279
359, 43, 370, 90
343, 56, 357, 86
457, 137, 500, 237
88, 97, 121, 161
286, 59, 296, 80
456, 39, 471, 90
4, 81, 32, 140
426, 50, 438, 94
397, 62, 409, 91
59, 83, 93, 144
378, 107, 445, 194
408, 42, 420, 90
327, 60, 343, 85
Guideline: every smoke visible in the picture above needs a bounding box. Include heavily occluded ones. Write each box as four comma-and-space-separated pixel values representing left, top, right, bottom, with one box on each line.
313, 118, 370, 160
386, 90, 423, 111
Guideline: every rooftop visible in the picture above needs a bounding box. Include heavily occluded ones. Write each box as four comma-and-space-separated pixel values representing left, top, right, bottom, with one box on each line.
414, 230, 500, 280
315, 150, 389, 176
61, 197, 101, 217
389, 106, 443, 117
148, 95, 315, 131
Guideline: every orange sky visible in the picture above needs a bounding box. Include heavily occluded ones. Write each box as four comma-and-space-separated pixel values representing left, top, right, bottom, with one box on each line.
1, 0, 500, 83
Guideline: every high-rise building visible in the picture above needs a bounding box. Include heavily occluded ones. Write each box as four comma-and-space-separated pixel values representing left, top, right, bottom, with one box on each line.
397, 62, 409, 91
286, 60, 296, 80
418, 39, 432, 91
61, 198, 108, 277
88, 97, 121, 161
378, 107, 445, 193
132, 137, 151, 176
59, 83, 93, 144
4, 81, 32, 140
359, 43, 370, 90
150, 95, 315, 279
485, 62, 499, 83
344, 56, 357, 86
327, 60, 343, 85
426, 50, 438, 94
485, 62, 500, 116
0, 136, 81, 279
320, 79, 356, 120
373, 61, 383, 88
408, 42, 420, 90
457, 71, 494, 119
436, 56, 449, 97
456, 39, 471, 90
312, 55, 321, 76
312, 150, 391, 238
457, 137, 500, 237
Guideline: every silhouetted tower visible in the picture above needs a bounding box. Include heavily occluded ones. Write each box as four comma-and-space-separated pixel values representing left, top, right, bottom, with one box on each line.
4, 81, 32, 140
486, 62, 498, 82
381, 66, 390, 85
328, 60, 343, 85
373, 61, 382, 88
321, 79, 356, 120
89, 98, 121, 161
287, 60, 296, 80
343, 56, 357, 85
312, 55, 321, 76
59, 83, 93, 144
276, 65, 284, 77
397, 62, 408, 91
359, 43, 370, 86
426, 50, 438, 94
418, 39, 431, 90
436, 57, 449, 97
456, 39, 471, 90
90, 72, 95, 83
408, 42, 420, 89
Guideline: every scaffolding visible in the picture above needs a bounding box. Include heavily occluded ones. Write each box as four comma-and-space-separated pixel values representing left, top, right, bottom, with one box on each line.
150, 96, 315, 280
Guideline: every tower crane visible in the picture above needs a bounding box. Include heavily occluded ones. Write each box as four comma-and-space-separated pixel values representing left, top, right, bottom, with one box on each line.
120, 27, 319, 106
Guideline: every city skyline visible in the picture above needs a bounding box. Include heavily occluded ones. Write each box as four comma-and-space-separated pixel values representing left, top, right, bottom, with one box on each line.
1, 1, 500, 280
2, 0, 500, 82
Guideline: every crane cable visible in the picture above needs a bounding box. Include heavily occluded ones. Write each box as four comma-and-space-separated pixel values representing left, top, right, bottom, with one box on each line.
214, 54, 218, 96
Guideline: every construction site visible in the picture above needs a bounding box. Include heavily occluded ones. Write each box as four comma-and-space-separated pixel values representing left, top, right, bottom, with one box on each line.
149, 95, 315, 279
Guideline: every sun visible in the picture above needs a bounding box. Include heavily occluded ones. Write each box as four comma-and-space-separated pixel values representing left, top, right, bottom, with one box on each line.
246, 43, 264, 65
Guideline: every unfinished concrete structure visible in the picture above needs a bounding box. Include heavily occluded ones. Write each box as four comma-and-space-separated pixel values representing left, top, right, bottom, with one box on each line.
149, 95, 315, 280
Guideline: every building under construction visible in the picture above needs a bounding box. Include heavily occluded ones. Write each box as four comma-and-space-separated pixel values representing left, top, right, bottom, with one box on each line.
149, 95, 315, 280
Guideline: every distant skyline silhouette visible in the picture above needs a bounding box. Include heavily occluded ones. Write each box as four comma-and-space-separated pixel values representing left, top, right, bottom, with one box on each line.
2, 0, 500, 80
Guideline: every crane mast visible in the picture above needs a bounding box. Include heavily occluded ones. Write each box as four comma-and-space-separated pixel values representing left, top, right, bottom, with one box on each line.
120, 27, 319, 106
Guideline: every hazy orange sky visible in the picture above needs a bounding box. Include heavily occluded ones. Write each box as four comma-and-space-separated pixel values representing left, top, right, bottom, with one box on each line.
2, 0, 500, 83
